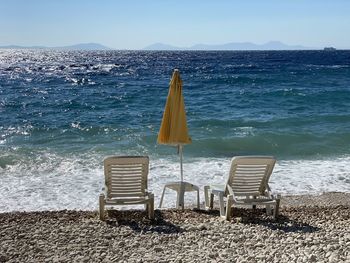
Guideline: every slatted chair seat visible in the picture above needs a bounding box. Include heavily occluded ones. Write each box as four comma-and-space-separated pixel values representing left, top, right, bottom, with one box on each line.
99, 156, 154, 220
204, 156, 281, 220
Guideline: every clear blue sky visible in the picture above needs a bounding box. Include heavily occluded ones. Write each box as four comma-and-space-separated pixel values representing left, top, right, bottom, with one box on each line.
1, 0, 349, 49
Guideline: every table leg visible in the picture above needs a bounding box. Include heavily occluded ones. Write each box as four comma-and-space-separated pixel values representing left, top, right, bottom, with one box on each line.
196, 188, 200, 209
178, 182, 185, 210
159, 186, 167, 208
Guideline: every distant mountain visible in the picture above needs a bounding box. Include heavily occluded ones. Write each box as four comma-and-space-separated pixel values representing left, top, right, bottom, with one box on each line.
258, 41, 309, 50
0, 45, 47, 49
0, 43, 112, 50
143, 41, 313, 51
143, 42, 182, 50
55, 43, 112, 50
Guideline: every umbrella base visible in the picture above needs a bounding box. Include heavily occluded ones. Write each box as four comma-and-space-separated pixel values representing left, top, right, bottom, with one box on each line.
159, 181, 200, 210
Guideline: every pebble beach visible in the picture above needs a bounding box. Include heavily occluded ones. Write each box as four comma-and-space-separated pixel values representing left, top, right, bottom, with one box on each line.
0, 192, 349, 263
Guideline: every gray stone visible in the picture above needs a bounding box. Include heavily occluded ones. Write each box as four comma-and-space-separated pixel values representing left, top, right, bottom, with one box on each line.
154, 246, 163, 252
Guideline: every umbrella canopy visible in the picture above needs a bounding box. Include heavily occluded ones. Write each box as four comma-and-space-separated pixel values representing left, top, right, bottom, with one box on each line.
158, 69, 191, 145
158, 69, 191, 182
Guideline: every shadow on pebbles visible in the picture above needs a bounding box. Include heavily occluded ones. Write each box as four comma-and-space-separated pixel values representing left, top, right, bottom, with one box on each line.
0, 193, 349, 262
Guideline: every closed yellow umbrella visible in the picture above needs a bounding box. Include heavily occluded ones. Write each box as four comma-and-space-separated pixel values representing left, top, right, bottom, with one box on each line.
158, 69, 191, 181
158, 69, 191, 145
158, 69, 200, 210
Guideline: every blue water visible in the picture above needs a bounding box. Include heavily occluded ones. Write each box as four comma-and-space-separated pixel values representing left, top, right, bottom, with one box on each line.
1, 49, 350, 211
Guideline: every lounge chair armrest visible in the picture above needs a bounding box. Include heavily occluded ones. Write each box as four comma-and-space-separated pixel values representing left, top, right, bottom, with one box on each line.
272, 193, 281, 200
226, 184, 234, 195
268, 191, 281, 200
266, 184, 272, 192
145, 189, 153, 195
266, 184, 274, 196
265, 184, 281, 199
226, 185, 241, 202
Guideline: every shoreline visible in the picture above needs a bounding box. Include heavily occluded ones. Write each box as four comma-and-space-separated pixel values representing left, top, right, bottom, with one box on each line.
1, 192, 349, 262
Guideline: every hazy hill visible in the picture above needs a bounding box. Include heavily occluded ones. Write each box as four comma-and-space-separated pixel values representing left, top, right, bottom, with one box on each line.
143, 43, 182, 50
55, 43, 112, 50
0, 43, 111, 50
143, 41, 313, 50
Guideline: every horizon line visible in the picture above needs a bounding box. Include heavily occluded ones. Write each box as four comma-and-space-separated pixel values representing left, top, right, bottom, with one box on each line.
0, 41, 346, 51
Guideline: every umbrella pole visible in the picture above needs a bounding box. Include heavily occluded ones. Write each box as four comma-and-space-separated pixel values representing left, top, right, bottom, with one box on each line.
179, 144, 184, 209
179, 144, 183, 182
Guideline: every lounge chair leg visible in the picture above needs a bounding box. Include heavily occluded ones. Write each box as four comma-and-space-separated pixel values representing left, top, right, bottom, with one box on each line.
204, 186, 210, 209
273, 197, 281, 219
99, 193, 105, 221
226, 195, 233, 221
148, 194, 155, 220
204, 186, 215, 210
266, 205, 272, 215
209, 193, 214, 209
252, 196, 256, 210
218, 193, 225, 218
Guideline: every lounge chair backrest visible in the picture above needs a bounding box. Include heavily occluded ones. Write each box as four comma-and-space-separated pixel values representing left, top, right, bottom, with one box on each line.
104, 156, 149, 199
225, 156, 276, 196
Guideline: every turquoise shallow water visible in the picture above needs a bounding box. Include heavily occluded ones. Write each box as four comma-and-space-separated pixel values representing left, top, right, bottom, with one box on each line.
0, 49, 350, 211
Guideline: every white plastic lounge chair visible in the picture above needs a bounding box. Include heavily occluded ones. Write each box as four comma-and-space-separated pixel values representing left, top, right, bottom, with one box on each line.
99, 156, 154, 220
204, 156, 280, 220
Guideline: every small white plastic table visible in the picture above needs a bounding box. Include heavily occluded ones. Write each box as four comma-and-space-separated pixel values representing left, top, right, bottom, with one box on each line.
159, 181, 200, 210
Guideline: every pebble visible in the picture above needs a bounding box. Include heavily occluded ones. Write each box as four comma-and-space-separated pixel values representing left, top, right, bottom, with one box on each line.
308, 254, 317, 262
154, 247, 163, 252
0, 193, 349, 262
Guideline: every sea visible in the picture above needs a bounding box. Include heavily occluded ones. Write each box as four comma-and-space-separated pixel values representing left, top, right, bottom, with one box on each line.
1, 49, 350, 212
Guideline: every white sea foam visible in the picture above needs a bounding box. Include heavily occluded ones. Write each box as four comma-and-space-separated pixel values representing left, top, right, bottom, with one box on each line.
0, 155, 349, 212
